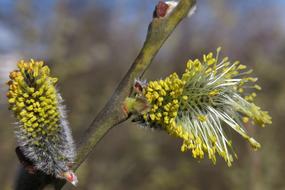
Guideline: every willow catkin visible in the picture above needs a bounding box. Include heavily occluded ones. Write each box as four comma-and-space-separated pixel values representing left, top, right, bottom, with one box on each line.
126, 48, 272, 166
7, 60, 78, 185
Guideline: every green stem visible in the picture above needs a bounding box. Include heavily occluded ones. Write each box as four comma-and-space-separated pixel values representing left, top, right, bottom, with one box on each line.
15, 0, 196, 189
74, 0, 196, 172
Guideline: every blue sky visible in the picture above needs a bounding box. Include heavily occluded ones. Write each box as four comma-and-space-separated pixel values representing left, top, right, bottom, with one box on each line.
0, 23, 18, 51
0, 0, 284, 52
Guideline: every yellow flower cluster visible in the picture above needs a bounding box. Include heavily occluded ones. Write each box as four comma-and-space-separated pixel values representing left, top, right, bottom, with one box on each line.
143, 73, 184, 131
141, 48, 272, 166
7, 60, 60, 144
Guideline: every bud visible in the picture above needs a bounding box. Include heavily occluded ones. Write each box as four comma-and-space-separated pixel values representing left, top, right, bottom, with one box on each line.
154, 1, 197, 18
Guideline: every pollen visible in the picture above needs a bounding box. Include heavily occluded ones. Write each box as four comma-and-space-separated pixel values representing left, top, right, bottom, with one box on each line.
197, 115, 207, 122
7, 60, 61, 138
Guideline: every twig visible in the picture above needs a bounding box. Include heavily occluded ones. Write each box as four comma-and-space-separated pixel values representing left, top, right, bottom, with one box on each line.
14, 0, 196, 189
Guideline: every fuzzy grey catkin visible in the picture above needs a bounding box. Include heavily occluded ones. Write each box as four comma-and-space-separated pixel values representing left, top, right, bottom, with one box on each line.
7, 60, 78, 185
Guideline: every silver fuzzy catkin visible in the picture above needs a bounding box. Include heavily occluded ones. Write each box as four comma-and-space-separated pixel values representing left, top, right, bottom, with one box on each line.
7, 60, 78, 185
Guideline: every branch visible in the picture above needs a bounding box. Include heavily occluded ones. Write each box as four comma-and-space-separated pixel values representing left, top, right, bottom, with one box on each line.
75, 0, 196, 170
14, 0, 196, 189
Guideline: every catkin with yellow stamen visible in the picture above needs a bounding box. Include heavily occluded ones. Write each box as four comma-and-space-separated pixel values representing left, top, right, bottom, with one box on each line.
127, 48, 272, 166
7, 60, 78, 185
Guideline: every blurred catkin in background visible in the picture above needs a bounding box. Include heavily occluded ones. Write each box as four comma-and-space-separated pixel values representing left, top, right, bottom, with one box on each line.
0, 0, 285, 190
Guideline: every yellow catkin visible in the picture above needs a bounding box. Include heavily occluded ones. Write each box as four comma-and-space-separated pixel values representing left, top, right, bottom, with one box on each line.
139, 48, 272, 166
7, 60, 61, 142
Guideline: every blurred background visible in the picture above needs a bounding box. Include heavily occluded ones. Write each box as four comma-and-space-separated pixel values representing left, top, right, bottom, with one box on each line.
0, 0, 285, 189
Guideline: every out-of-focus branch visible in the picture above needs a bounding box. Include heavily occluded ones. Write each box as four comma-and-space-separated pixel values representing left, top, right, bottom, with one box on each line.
14, 0, 196, 189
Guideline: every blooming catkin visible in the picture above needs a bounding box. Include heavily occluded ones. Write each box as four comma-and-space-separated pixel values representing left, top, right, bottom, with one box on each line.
7, 60, 77, 185
126, 48, 272, 166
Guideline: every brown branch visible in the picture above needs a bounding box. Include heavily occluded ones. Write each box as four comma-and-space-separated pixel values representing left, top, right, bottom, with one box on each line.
14, 0, 196, 189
